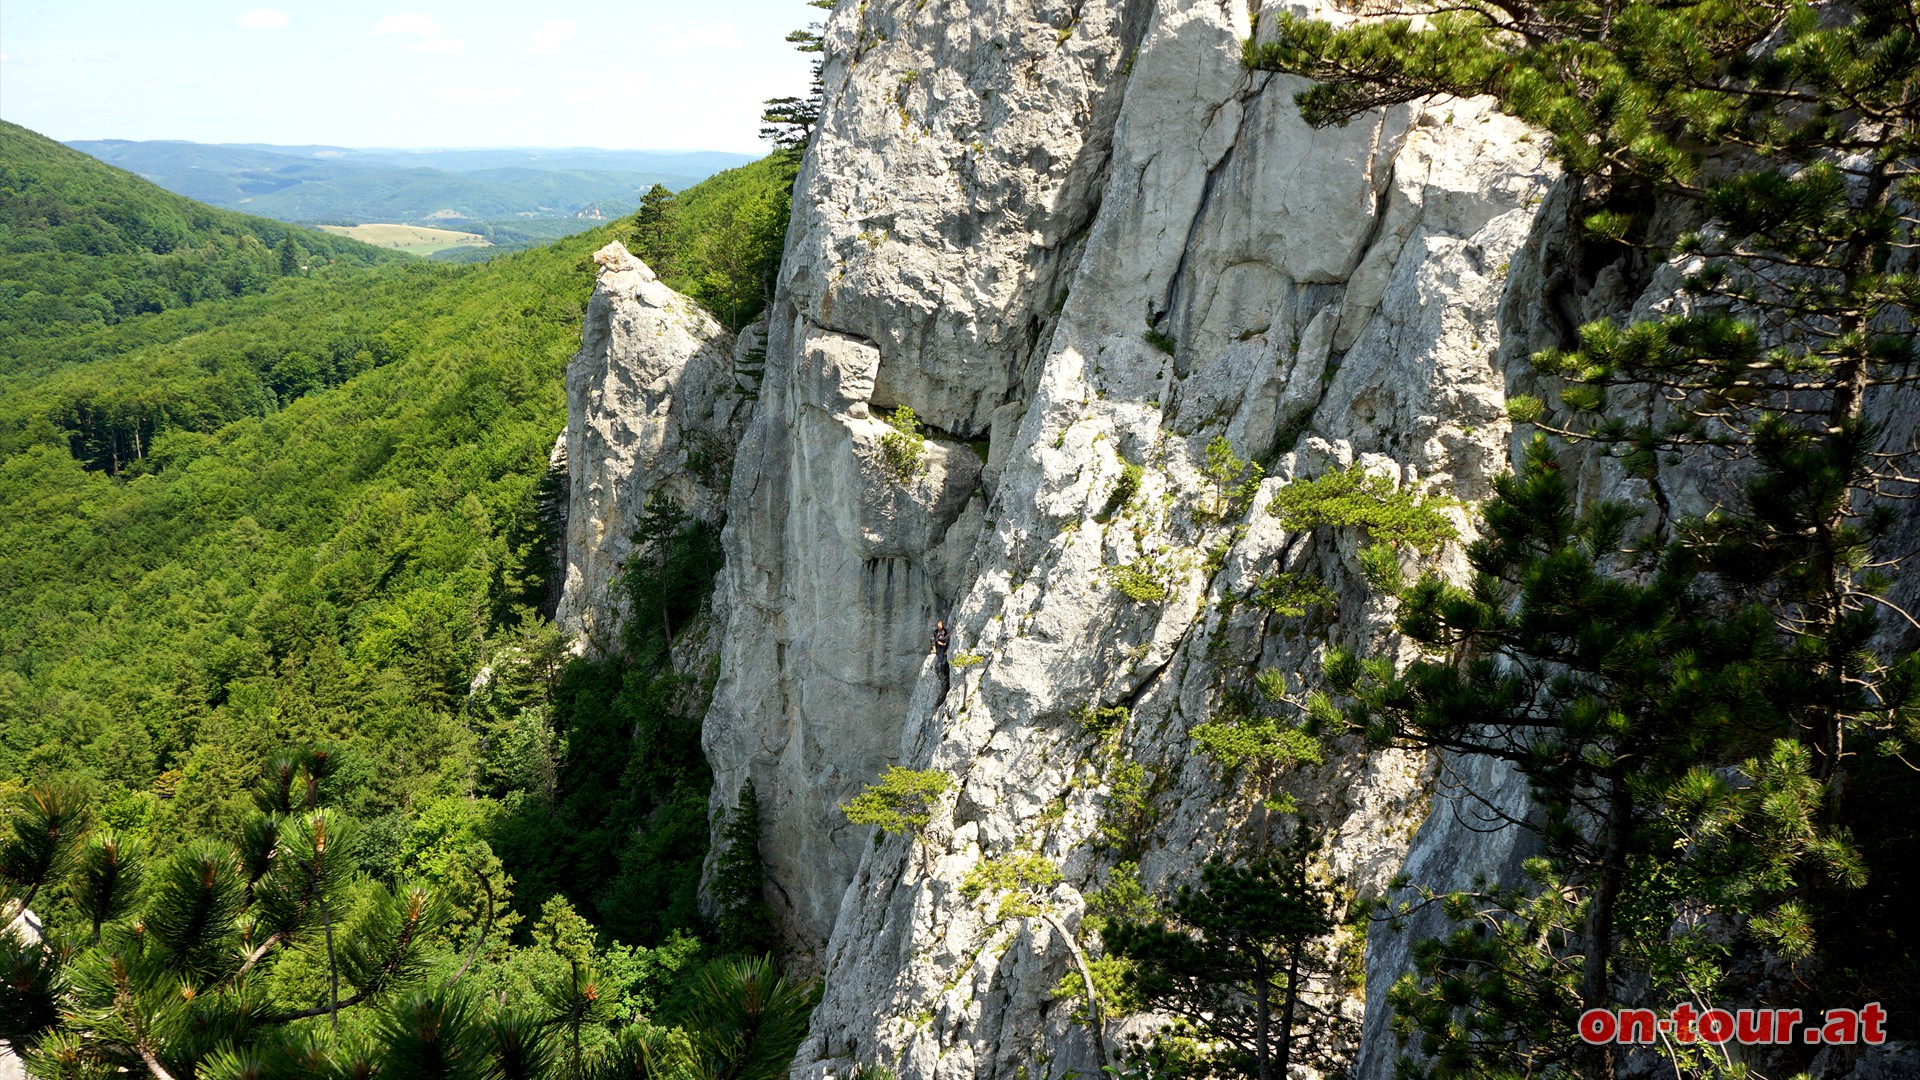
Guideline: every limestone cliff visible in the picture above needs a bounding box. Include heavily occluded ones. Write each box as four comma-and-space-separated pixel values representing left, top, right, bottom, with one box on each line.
697, 2, 1561, 1073
555, 2, 1918, 1078
554, 242, 748, 651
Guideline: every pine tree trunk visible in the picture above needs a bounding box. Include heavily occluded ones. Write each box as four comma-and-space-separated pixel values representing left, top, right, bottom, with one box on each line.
1038, 910, 1116, 1077
659, 552, 674, 649
1580, 770, 1632, 1080
1255, 951, 1273, 1080
1810, 155, 1893, 820
1277, 944, 1302, 1078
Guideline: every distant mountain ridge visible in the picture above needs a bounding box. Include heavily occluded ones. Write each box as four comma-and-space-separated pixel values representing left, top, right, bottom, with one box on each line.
1, 119, 401, 366
66, 138, 757, 227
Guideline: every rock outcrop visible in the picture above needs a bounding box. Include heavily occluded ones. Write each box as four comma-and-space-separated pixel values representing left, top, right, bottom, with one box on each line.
553, 2, 1919, 1078
554, 242, 745, 651
738, 3, 1562, 1073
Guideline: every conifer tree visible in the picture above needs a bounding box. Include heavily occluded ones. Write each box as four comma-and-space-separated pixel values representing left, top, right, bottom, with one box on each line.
0, 753, 455, 1076
1248, 2, 1919, 1073
1325, 438, 1868, 1076
679, 956, 819, 1080
712, 780, 777, 958
760, 1, 835, 153
1249, 7, 1920, 778
631, 183, 678, 277
1103, 829, 1346, 1080
958, 851, 1118, 1074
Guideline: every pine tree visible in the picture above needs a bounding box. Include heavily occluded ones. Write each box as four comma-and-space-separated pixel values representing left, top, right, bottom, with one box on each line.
631, 183, 677, 277
958, 851, 1118, 1073
0, 753, 459, 1076
1325, 438, 1868, 1076
620, 490, 724, 661
1249, 4, 1920, 775
1103, 829, 1346, 1080
760, 0, 835, 153
677, 956, 819, 1080
712, 781, 777, 958
1249, 3, 1919, 1072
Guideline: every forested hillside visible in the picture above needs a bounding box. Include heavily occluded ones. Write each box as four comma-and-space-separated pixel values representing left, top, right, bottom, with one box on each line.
0, 121, 401, 362
66, 138, 753, 226
0, 128, 803, 1075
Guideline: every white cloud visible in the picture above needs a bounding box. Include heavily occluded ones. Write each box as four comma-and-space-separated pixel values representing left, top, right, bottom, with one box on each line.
409, 37, 464, 53
654, 22, 738, 54
0, 52, 10, 63
237, 8, 290, 29
526, 19, 575, 56
374, 13, 442, 37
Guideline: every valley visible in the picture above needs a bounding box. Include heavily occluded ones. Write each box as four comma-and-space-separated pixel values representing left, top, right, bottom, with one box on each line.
66, 137, 757, 260
317, 221, 493, 255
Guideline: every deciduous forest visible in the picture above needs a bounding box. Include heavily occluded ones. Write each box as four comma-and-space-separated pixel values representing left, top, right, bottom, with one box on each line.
1, 114, 804, 1076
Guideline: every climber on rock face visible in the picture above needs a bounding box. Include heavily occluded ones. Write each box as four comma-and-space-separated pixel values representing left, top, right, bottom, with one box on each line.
932, 619, 953, 700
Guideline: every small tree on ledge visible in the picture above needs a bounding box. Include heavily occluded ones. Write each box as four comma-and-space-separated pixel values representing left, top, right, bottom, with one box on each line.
876, 405, 930, 484
841, 766, 952, 857
959, 851, 1117, 1074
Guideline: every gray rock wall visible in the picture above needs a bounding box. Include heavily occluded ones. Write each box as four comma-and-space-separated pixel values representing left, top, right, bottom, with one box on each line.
694, 1, 1565, 1074
752, 3, 1564, 1073
556, 2, 1917, 1078
554, 242, 746, 651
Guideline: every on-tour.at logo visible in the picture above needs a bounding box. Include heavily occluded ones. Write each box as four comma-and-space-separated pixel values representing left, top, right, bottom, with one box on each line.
1579, 1003, 1889, 1046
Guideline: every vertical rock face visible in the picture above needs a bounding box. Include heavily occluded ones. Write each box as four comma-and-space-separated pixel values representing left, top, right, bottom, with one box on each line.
734, 3, 1562, 1073
558, 2, 1916, 1078
703, 0, 1155, 960
554, 242, 745, 651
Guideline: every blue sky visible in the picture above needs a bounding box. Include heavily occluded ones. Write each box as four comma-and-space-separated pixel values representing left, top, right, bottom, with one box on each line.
0, 1, 819, 152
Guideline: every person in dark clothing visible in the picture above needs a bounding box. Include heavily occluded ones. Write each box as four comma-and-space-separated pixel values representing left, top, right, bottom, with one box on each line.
931, 619, 953, 699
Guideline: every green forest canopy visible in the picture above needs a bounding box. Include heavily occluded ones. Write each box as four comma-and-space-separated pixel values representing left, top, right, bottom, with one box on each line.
1, 119, 403, 364
0, 121, 800, 1010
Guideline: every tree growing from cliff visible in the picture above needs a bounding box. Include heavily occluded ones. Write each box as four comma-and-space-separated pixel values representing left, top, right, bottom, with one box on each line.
875, 404, 930, 483
1250, 1, 1920, 1069
841, 766, 952, 867
841, 766, 950, 833
958, 851, 1117, 1073
1103, 829, 1346, 1080
1251, 0, 1920, 770
1190, 669, 1327, 830
1196, 436, 1263, 523
1326, 438, 1867, 1076
760, 0, 835, 154
712, 781, 778, 958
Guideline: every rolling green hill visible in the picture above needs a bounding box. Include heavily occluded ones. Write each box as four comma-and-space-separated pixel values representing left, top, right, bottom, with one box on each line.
0, 136, 800, 986
65, 137, 755, 229
1, 120, 403, 371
